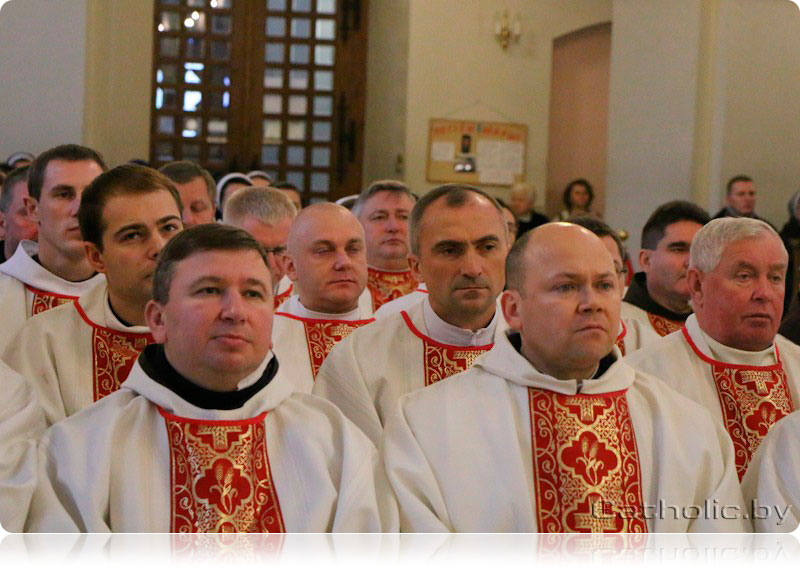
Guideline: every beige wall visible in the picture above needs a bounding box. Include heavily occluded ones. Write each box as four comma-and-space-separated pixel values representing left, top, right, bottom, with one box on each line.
0, 0, 87, 158
399, 0, 612, 203
83, 0, 153, 167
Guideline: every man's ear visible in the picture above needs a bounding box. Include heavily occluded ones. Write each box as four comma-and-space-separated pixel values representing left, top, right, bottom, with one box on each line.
638, 249, 652, 272
84, 241, 107, 274
0, 210, 6, 235
500, 289, 523, 332
686, 268, 704, 310
23, 195, 39, 224
284, 253, 298, 282
408, 253, 423, 283
144, 299, 168, 342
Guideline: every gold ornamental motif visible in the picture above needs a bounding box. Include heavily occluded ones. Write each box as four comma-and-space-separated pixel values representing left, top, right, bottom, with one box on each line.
26, 285, 77, 316
528, 389, 647, 533
367, 268, 419, 311
646, 313, 683, 337
91, 327, 153, 401
302, 319, 373, 379
423, 342, 490, 386
161, 409, 285, 533
710, 364, 794, 480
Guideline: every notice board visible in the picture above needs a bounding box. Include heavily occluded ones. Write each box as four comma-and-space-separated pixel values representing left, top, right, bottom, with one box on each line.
426, 118, 527, 186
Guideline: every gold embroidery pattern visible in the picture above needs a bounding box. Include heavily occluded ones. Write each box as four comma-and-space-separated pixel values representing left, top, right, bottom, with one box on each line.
646, 313, 682, 337
367, 268, 419, 311
29, 289, 76, 315
710, 365, 794, 480
163, 411, 285, 533
423, 342, 490, 386
303, 320, 371, 379
91, 328, 153, 402
273, 284, 293, 310
528, 389, 647, 533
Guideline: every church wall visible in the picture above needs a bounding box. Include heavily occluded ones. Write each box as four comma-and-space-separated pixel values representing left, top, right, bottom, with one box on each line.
401, 0, 613, 204
0, 0, 88, 159
83, 0, 154, 167
362, 0, 410, 187
716, 0, 800, 230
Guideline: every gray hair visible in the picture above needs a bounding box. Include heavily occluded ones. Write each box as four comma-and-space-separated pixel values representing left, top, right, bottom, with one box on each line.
222, 186, 296, 226
689, 217, 780, 273
352, 179, 416, 217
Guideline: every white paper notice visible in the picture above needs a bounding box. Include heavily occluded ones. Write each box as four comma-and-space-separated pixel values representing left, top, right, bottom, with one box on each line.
430, 141, 455, 162
476, 140, 524, 184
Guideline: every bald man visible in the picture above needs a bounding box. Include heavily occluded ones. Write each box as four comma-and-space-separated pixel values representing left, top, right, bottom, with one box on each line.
382, 223, 746, 532
270, 203, 375, 393
314, 185, 509, 445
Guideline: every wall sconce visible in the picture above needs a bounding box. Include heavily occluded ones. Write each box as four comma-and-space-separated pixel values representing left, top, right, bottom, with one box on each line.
494, 10, 521, 50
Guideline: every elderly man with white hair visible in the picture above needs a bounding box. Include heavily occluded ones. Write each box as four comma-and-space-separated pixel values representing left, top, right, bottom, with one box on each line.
627, 217, 800, 481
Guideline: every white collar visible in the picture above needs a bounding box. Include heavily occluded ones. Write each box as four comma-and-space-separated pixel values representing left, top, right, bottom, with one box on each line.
421, 296, 498, 347
0, 240, 106, 295
685, 314, 777, 367
279, 294, 367, 321
475, 330, 631, 395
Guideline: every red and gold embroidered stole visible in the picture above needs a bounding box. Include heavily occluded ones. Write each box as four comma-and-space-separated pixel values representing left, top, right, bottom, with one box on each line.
615, 321, 627, 356
275, 312, 375, 380
646, 312, 683, 337
160, 408, 285, 533
25, 284, 77, 316
529, 389, 647, 533
273, 283, 293, 310
400, 311, 492, 386
367, 267, 419, 312
74, 301, 154, 402
681, 328, 795, 479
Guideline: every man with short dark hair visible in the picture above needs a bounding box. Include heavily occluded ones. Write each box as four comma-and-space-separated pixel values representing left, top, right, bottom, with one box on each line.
0, 166, 38, 262
158, 160, 216, 228
353, 180, 419, 312
382, 223, 746, 532
272, 203, 374, 393
223, 186, 296, 308
3, 164, 183, 425
628, 217, 800, 481
713, 175, 766, 221
314, 184, 509, 445
622, 200, 709, 347
26, 224, 396, 532
0, 144, 107, 353
273, 181, 303, 211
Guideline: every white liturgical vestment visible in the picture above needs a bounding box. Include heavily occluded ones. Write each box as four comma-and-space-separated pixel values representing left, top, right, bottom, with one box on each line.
382, 330, 748, 533
3, 282, 153, 426
620, 302, 684, 350
25, 349, 398, 532
741, 409, 800, 532
314, 298, 506, 445
0, 241, 105, 353
372, 283, 428, 319
625, 314, 800, 480
0, 361, 45, 532
272, 295, 374, 394
272, 275, 294, 310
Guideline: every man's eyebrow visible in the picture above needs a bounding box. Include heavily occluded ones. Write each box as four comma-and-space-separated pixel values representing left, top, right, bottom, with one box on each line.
187, 275, 224, 288
49, 184, 75, 193
665, 240, 691, 248
473, 234, 501, 244
310, 239, 335, 248
113, 223, 146, 238
346, 238, 364, 247
243, 278, 268, 290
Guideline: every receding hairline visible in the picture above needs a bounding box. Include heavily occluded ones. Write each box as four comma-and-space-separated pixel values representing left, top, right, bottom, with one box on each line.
287, 202, 363, 252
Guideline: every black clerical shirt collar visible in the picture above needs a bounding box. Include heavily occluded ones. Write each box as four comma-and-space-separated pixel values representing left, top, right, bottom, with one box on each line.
508, 332, 615, 384
622, 272, 690, 321
138, 344, 278, 410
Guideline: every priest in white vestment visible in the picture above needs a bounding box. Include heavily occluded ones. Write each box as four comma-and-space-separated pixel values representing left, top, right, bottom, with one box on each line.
222, 186, 296, 309
621, 201, 710, 347
0, 361, 45, 532
382, 223, 747, 533
741, 409, 800, 532
315, 184, 509, 445
271, 203, 374, 393
352, 180, 419, 312
0, 144, 107, 353
3, 165, 184, 425
626, 217, 799, 480
25, 224, 397, 532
